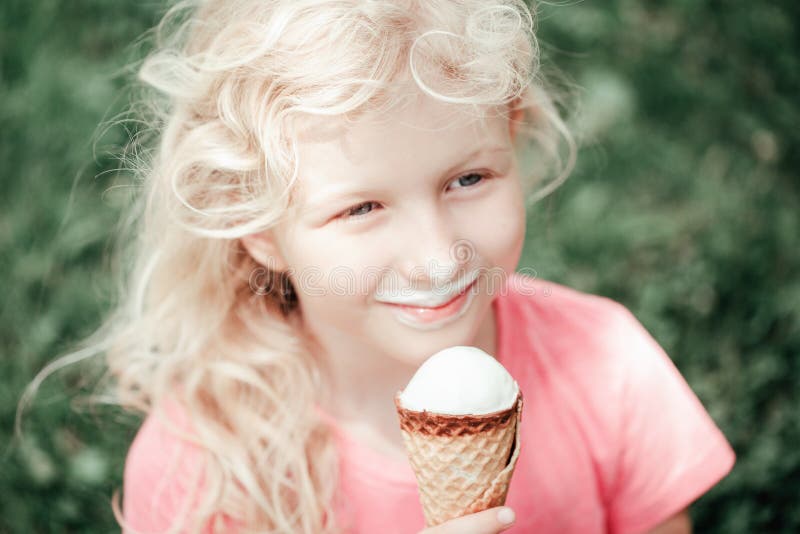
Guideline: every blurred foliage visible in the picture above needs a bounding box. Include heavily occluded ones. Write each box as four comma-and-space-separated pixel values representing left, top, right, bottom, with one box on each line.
1, 0, 798, 532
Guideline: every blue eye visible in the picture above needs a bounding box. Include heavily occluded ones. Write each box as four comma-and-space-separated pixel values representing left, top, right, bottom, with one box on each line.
449, 172, 488, 190
342, 201, 380, 220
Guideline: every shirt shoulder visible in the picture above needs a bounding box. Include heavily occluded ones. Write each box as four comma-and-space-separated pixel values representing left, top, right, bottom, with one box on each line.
498, 273, 735, 533
122, 400, 217, 534
498, 272, 638, 378
497, 273, 643, 457
501, 272, 630, 327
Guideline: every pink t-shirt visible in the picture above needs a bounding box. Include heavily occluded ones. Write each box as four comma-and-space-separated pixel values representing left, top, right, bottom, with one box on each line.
122, 273, 735, 533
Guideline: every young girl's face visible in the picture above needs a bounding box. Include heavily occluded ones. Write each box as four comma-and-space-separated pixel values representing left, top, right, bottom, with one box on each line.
245, 93, 526, 367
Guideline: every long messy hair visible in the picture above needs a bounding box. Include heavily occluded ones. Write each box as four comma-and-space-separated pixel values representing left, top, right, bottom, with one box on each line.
20, 0, 575, 531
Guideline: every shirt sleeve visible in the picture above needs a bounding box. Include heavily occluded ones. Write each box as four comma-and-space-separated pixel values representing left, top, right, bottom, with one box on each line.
121, 403, 238, 534
605, 305, 736, 534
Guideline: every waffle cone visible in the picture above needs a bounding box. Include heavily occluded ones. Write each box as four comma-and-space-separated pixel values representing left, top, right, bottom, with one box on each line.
394, 392, 523, 527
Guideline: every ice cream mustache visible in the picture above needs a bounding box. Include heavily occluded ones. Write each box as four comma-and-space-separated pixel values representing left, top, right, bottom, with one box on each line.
394, 346, 523, 526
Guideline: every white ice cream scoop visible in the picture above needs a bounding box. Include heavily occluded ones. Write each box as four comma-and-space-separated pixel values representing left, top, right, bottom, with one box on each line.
398, 346, 519, 415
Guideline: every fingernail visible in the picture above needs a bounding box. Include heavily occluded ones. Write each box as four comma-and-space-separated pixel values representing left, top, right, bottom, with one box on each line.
497, 507, 515, 525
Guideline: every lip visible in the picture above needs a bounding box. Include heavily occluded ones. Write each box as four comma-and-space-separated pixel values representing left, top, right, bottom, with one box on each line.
385, 279, 478, 330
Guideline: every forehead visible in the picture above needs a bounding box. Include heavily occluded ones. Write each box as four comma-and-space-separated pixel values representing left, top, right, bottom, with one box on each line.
290, 94, 509, 191
295, 93, 505, 149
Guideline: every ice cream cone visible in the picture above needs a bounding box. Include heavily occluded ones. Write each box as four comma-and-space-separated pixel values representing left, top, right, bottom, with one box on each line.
394, 392, 523, 527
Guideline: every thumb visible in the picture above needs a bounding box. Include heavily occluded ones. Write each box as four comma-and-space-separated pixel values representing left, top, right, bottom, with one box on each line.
421, 506, 516, 534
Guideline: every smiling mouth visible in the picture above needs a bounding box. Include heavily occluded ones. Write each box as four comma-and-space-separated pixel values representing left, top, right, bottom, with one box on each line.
375, 271, 480, 308
385, 279, 476, 309
383, 279, 478, 328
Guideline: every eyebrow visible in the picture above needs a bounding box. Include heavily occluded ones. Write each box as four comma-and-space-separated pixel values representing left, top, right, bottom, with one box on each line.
303, 145, 511, 212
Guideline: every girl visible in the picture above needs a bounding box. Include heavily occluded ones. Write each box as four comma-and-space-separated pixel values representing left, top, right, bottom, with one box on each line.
32, 0, 736, 532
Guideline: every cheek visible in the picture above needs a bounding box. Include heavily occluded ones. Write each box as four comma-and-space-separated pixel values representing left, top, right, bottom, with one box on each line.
459, 177, 526, 267
290, 231, 391, 299
504, 180, 527, 257
489, 211, 525, 274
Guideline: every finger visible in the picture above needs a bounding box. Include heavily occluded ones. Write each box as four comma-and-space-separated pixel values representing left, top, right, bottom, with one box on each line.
422, 506, 516, 534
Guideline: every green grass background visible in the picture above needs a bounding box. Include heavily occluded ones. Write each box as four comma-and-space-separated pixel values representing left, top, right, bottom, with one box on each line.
1, 1, 798, 532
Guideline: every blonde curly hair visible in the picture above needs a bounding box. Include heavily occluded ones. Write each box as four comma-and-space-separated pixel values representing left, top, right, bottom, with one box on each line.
20, 0, 575, 532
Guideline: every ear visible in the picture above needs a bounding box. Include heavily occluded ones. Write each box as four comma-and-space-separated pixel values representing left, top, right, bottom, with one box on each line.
240, 230, 290, 272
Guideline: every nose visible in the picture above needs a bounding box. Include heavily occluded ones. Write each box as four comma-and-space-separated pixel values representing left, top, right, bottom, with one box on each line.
399, 205, 471, 288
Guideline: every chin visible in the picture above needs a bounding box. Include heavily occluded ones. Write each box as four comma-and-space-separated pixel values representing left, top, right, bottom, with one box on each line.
380, 303, 486, 366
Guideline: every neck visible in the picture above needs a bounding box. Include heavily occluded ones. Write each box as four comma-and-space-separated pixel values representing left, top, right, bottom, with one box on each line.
301, 304, 498, 456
